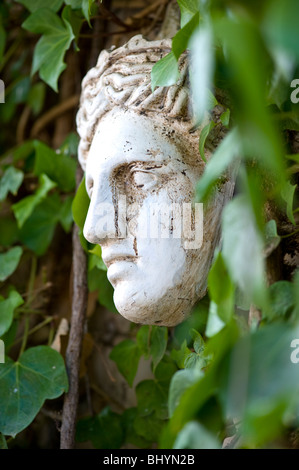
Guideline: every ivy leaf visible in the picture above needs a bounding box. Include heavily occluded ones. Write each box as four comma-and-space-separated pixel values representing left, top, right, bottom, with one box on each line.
136, 325, 150, 360
196, 128, 241, 202
27, 82, 46, 115
18, 193, 62, 255
76, 407, 124, 449
172, 12, 200, 59
12, 174, 56, 228
267, 281, 295, 321
0, 247, 23, 282
264, 219, 281, 256
64, 0, 95, 25
198, 120, 215, 162
88, 245, 106, 272
220, 109, 230, 127
22, 8, 75, 91
177, 0, 199, 28
136, 379, 168, 420
207, 252, 234, 325
110, 339, 141, 387
0, 346, 68, 437
0, 290, 24, 338
221, 194, 268, 309
58, 195, 73, 232
221, 322, 299, 445
173, 421, 220, 449
168, 369, 202, 417
0, 167, 24, 201
72, 177, 89, 231
151, 52, 179, 92
0, 433, 7, 449
189, 24, 214, 122
281, 180, 296, 225
150, 326, 168, 371
34, 141, 76, 192
134, 412, 165, 443
16, 0, 63, 13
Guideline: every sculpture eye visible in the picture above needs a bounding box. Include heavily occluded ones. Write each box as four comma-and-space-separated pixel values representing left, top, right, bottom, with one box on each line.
131, 170, 157, 189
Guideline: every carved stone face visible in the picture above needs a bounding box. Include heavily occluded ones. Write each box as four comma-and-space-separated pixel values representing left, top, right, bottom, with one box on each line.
83, 108, 214, 326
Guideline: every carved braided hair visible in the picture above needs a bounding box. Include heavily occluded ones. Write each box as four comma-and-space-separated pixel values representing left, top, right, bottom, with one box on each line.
76, 35, 200, 170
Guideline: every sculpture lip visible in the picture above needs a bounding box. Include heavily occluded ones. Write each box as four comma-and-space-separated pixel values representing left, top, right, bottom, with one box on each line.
103, 253, 136, 268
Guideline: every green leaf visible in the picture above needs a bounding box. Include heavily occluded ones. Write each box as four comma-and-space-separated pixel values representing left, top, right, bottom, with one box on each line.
60, 132, 79, 157
64, 0, 95, 25
72, 177, 90, 231
267, 281, 295, 320
136, 325, 150, 359
168, 368, 202, 417
154, 356, 178, 384
221, 322, 299, 446
58, 195, 73, 232
0, 217, 18, 247
88, 245, 106, 271
0, 433, 7, 449
12, 173, 56, 228
220, 109, 230, 128
0, 290, 24, 337
172, 12, 200, 59
207, 252, 234, 324
18, 194, 62, 255
196, 128, 241, 202
198, 120, 215, 162
0, 167, 24, 201
205, 301, 226, 337
22, 9, 75, 91
121, 407, 151, 448
0, 346, 68, 437
217, 17, 285, 181
151, 52, 179, 92
190, 329, 205, 354
76, 407, 124, 449
0, 247, 23, 282
27, 82, 46, 115
173, 421, 220, 449
281, 181, 296, 225
222, 194, 268, 308
34, 140, 76, 192
264, 0, 299, 61
110, 339, 141, 387
171, 340, 191, 369
264, 219, 281, 255
286, 153, 299, 163
177, 0, 199, 28
149, 326, 168, 370
189, 24, 214, 122
87, 268, 117, 312
82, 0, 94, 25
134, 412, 165, 443
16, 0, 63, 13
136, 379, 168, 420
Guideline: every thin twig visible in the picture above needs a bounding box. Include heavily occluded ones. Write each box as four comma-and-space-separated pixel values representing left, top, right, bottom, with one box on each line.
60, 166, 88, 449
30, 95, 79, 138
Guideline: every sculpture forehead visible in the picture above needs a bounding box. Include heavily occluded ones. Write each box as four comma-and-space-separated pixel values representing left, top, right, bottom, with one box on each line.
86, 109, 185, 173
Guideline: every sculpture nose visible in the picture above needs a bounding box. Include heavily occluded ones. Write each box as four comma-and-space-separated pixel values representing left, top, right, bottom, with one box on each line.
83, 177, 116, 244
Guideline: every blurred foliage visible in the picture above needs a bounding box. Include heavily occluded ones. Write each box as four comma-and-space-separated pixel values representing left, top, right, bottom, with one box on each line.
0, 0, 299, 450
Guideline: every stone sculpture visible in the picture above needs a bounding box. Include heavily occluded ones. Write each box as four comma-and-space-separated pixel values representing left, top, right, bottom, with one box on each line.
76, 35, 235, 326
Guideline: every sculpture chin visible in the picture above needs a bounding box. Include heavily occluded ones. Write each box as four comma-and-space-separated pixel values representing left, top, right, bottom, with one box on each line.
113, 281, 191, 326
